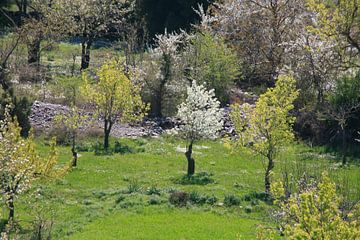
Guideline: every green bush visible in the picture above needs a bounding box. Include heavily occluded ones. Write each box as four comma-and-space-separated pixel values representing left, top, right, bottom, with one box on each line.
206, 196, 218, 205
148, 196, 162, 205
189, 191, 207, 205
224, 194, 241, 207
169, 191, 189, 207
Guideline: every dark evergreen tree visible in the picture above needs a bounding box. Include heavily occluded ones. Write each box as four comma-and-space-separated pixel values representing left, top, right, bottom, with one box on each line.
136, 0, 213, 40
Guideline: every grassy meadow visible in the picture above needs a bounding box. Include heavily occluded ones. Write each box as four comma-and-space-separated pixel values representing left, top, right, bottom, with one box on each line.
7, 136, 359, 239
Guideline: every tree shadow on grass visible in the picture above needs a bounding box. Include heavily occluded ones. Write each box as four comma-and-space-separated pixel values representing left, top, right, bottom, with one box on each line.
173, 172, 215, 185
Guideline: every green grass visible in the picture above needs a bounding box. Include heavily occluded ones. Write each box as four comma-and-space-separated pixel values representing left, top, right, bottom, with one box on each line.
4, 137, 360, 239
69, 207, 259, 240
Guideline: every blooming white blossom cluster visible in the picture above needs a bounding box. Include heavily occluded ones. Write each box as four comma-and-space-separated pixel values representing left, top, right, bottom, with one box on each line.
0, 108, 35, 205
177, 81, 224, 142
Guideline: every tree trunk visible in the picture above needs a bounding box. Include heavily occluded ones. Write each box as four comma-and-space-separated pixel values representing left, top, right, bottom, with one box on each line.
104, 120, 112, 151
151, 94, 163, 118
342, 127, 347, 166
8, 195, 14, 222
265, 155, 274, 194
185, 141, 195, 176
71, 133, 77, 167
80, 39, 92, 70
27, 38, 41, 65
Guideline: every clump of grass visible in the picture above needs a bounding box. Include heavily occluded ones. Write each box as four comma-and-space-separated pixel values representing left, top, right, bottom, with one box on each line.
125, 179, 142, 194
146, 186, 161, 196
115, 195, 126, 204
92, 191, 107, 199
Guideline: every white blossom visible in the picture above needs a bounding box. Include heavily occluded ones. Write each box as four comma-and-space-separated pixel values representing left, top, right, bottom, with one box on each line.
177, 81, 224, 142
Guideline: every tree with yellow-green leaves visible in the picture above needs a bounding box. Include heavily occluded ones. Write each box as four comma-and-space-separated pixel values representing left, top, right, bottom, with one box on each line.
55, 106, 90, 167
307, 0, 360, 55
270, 172, 360, 239
0, 105, 68, 223
82, 60, 148, 151
230, 75, 299, 193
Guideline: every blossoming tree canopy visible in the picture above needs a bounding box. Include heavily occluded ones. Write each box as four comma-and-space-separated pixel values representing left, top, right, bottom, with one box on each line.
0, 106, 68, 222
81, 60, 148, 150
177, 81, 223, 175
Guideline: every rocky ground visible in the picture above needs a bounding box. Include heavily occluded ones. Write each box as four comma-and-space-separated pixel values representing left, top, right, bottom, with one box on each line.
29, 89, 257, 138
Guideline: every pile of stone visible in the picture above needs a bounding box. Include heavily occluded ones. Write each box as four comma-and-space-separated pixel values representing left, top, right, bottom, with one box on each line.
29, 97, 256, 138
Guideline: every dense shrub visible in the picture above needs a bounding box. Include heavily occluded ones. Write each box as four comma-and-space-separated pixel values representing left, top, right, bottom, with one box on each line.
224, 194, 241, 207
271, 173, 360, 239
148, 196, 162, 205
169, 191, 189, 207
189, 191, 207, 205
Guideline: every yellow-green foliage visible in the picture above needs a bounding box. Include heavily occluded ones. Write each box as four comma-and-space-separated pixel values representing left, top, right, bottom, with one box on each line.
230, 75, 299, 192
271, 173, 360, 240
0, 106, 68, 219
307, 0, 360, 50
82, 60, 148, 124
231, 75, 299, 160
54, 105, 89, 135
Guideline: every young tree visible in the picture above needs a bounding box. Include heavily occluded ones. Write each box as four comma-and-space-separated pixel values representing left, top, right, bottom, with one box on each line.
0, 106, 67, 222
176, 81, 223, 176
82, 60, 147, 150
230, 75, 299, 193
271, 172, 360, 239
55, 106, 89, 167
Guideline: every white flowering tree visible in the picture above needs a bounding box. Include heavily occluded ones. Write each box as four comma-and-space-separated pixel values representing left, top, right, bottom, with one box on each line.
177, 82, 223, 176
0, 106, 67, 222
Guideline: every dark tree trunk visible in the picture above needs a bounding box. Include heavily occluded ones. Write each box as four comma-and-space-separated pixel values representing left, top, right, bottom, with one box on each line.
185, 141, 195, 176
151, 93, 163, 118
342, 127, 347, 166
150, 53, 171, 117
80, 39, 92, 70
104, 119, 112, 151
8, 195, 14, 222
0, 68, 11, 92
71, 133, 77, 167
265, 154, 274, 194
27, 38, 41, 65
